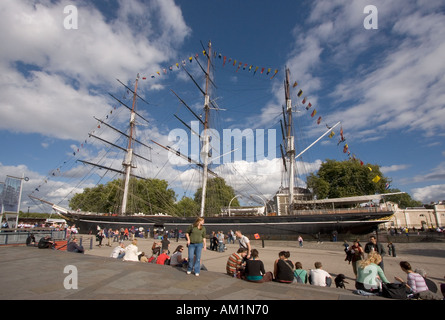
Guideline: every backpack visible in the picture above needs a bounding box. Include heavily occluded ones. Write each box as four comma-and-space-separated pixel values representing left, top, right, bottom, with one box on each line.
294, 270, 305, 283
382, 283, 407, 299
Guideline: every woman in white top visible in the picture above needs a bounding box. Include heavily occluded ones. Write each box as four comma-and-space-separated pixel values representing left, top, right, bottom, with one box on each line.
123, 240, 141, 262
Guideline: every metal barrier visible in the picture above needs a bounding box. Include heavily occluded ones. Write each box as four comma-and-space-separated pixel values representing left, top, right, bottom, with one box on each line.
0, 228, 67, 245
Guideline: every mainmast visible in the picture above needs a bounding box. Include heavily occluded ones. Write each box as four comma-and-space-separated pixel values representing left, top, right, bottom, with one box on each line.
284, 68, 295, 215
200, 41, 212, 217
121, 74, 140, 215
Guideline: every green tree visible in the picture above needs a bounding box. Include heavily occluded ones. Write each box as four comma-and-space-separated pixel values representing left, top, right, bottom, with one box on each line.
69, 178, 176, 215
175, 196, 200, 217
307, 159, 390, 199
194, 177, 239, 216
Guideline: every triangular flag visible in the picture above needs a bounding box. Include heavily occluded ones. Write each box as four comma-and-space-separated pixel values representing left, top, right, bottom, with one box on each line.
293, 81, 298, 88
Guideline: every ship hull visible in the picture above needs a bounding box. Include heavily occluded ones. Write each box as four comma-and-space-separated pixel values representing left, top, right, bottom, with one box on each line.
66, 210, 393, 239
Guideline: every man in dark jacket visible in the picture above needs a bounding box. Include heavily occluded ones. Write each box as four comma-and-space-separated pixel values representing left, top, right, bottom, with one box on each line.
364, 235, 386, 270
67, 237, 84, 253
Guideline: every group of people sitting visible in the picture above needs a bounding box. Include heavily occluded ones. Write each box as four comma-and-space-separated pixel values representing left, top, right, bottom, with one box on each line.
26, 234, 85, 253
110, 239, 189, 268
226, 248, 332, 286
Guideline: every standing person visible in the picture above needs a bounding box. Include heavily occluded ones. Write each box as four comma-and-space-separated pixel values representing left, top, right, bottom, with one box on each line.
228, 230, 235, 244
96, 229, 105, 247
309, 262, 332, 287
348, 240, 365, 277
185, 217, 206, 276
364, 236, 386, 270
161, 234, 170, 254
217, 231, 225, 252
243, 249, 273, 283
355, 251, 390, 294
395, 261, 443, 300
273, 251, 295, 283
235, 230, 251, 260
297, 235, 303, 248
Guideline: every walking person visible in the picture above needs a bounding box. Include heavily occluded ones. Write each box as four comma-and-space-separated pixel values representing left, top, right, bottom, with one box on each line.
297, 235, 303, 248
348, 239, 364, 277
185, 217, 206, 276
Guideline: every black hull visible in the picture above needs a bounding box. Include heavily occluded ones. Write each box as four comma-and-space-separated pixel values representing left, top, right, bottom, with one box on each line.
66, 210, 393, 239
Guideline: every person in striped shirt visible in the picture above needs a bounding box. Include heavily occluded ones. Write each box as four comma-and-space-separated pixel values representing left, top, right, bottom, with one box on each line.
226, 248, 247, 277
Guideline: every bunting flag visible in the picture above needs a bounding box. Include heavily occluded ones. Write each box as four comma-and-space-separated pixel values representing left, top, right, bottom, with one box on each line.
293, 81, 298, 88
311, 109, 317, 117
302, 97, 307, 104
305, 102, 312, 110
328, 131, 335, 138
372, 175, 381, 183
297, 89, 303, 97
368, 167, 372, 171
317, 116, 322, 124
343, 144, 349, 153
385, 183, 391, 189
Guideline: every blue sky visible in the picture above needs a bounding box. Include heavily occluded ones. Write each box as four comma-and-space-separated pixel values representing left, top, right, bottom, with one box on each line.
1, 0, 444, 213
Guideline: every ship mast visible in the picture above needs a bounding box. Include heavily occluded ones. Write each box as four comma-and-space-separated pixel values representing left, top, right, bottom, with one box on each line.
121, 74, 140, 215
284, 68, 295, 215
200, 41, 212, 217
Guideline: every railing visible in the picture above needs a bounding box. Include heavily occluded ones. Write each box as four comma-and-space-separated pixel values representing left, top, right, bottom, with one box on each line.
0, 228, 67, 245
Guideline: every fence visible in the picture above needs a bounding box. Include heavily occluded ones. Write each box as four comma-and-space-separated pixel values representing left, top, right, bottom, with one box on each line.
0, 228, 67, 245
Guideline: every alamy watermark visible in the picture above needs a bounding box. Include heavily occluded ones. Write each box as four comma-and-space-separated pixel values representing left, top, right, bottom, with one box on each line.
63, 265, 78, 289
168, 121, 277, 165
363, 5, 378, 30
63, 5, 78, 30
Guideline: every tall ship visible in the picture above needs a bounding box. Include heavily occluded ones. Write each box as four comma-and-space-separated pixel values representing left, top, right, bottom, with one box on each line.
30, 41, 397, 239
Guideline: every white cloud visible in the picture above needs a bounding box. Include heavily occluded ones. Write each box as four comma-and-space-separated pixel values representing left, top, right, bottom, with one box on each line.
381, 164, 409, 174
412, 184, 445, 203
0, 0, 191, 141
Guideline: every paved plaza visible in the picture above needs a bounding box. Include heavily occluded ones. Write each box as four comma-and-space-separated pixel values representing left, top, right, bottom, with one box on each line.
1, 236, 444, 303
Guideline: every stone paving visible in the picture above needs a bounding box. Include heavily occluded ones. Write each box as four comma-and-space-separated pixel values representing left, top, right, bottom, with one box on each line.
1, 236, 444, 303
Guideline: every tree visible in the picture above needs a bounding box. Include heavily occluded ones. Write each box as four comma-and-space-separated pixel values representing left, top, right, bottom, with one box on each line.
68, 178, 176, 215
384, 188, 422, 208
194, 177, 239, 216
307, 159, 390, 199
175, 196, 200, 217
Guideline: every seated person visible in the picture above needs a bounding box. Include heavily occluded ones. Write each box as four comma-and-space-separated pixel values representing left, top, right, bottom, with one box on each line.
309, 261, 332, 287
26, 234, 37, 247
355, 252, 389, 293
293, 262, 308, 284
67, 237, 84, 253
226, 248, 247, 277
110, 242, 125, 259
38, 236, 55, 249
273, 251, 294, 283
156, 249, 170, 265
170, 245, 188, 267
244, 249, 273, 283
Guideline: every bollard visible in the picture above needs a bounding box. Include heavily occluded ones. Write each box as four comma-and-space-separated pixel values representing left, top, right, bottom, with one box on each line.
90, 237, 93, 250
262, 239, 265, 248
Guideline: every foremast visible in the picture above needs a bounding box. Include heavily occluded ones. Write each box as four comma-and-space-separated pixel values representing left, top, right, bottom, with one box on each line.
200, 41, 212, 217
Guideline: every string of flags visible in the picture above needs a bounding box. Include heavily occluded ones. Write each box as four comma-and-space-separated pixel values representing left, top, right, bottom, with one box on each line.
140, 48, 280, 81
291, 79, 386, 186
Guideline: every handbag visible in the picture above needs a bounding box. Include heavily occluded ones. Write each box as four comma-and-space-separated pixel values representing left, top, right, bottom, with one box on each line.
382, 283, 407, 299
